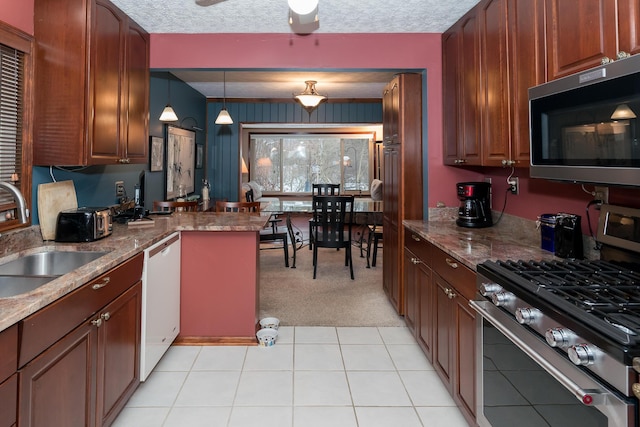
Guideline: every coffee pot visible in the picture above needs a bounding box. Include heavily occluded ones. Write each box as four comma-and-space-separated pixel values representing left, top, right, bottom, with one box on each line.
456, 182, 493, 228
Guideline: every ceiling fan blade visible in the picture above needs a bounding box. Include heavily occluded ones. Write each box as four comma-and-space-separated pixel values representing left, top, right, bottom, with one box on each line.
195, 0, 228, 6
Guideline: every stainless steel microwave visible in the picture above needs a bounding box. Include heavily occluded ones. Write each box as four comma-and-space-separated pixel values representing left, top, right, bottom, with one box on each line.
529, 54, 640, 187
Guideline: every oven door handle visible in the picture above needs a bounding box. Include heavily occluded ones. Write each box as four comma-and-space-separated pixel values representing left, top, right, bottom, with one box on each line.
470, 300, 606, 407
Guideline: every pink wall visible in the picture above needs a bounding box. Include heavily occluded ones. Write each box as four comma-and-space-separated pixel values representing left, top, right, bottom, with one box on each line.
0, 0, 33, 35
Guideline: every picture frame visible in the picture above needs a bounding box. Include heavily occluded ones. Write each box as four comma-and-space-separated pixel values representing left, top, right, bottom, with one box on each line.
149, 136, 164, 172
196, 145, 203, 169
165, 126, 196, 199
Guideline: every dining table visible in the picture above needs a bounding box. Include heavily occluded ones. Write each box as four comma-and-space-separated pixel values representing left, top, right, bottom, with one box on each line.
263, 198, 383, 268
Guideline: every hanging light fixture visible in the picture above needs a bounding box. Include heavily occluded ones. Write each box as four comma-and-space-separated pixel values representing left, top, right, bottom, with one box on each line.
294, 80, 327, 114
159, 72, 179, 122
611, 103, 637, 120
215, 71, 233, 125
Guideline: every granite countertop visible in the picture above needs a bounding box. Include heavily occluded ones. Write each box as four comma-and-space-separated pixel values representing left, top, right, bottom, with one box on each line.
0, 212, 268, 332
404, 216, 559, 271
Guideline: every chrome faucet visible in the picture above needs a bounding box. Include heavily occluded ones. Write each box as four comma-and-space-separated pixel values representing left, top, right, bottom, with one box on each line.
0, 181, 29, 224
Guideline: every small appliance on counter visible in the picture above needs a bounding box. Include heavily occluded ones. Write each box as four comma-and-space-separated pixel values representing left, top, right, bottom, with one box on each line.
536, 212, 583, 259
456, 181, 493, 228
55, 207, 112, 242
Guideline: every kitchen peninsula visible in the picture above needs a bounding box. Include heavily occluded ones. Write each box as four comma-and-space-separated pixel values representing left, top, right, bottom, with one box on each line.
0, 211, 269, 338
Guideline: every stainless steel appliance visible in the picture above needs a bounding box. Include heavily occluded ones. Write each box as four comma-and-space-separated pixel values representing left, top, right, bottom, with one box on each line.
529, 54, 640, 187
471, 204, 640, 427
54, 207, 112, 242
456, 182, 493, 228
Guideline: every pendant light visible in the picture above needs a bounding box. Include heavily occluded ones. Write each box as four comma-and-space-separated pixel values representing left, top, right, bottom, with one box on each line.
215, 71, 233, 125
294, 80, 327, 113
159, 72, 179, 122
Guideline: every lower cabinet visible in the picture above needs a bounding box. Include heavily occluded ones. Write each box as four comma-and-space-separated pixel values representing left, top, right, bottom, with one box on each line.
18, 254, 143, 427
403, 226, 476, 426
0, 324, 18, 427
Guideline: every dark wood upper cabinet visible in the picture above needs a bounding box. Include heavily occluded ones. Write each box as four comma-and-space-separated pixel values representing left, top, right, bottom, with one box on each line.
546, 0, 640, 80
33, 0, 149, 166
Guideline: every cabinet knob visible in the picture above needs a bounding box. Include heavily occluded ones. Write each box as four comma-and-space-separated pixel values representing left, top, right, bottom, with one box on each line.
92, 277, 111, 290
617, 51, 631, 60
91, 318, 102, 327
445, 288, 456, 299
501, 159, 516, 167
411, 234, 421, 242
601, 56, 613, 65
445, 258, 458, 269
101, 312, 111, 321
410, 257, 421, 265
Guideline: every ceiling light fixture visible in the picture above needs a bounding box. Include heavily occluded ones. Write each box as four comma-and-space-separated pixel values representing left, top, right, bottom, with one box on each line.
159, 72, 179, 122
215, 71, 233, 125
288, 0, 319, 34
288, 0, 318, 15
611, 103, 637, 120
294, 80, 327, 114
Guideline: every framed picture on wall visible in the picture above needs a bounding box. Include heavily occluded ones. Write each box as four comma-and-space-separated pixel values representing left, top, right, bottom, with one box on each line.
165, 126, 195, 199
149, 136, 164, 172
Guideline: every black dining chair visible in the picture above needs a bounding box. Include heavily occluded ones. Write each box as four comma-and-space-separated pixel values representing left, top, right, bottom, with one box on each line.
309, 184, 341, 250
246, 187, 289, 267
311, 195, 355, 280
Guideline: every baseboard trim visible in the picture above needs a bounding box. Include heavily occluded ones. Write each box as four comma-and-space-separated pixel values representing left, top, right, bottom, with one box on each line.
174, 336, 258, 346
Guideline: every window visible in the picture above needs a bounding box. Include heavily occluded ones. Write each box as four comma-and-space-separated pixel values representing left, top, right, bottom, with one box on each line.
250, 133, 374, 195
0, 23, 33, 232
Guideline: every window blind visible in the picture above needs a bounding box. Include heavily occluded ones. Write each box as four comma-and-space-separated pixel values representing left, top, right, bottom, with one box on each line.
0, 43, 23, 207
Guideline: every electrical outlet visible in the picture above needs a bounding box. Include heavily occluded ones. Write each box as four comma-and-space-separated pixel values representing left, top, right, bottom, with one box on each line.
594, 186, 609, 204
115, 181, 125, 197
508, 177, 519, 195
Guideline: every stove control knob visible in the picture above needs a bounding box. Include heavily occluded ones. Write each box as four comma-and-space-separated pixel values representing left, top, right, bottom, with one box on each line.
568, 344, 595, 366
545, 328, 575, 348
479, 283, 503, 297
515, 307, 540, 325
491, 291, 514, 307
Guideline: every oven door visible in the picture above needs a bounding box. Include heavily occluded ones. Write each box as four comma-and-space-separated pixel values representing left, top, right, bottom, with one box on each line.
470, 300, 636, 427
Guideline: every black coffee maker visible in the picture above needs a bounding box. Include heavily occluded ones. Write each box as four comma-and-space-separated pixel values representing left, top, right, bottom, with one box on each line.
456, 182, 493, 228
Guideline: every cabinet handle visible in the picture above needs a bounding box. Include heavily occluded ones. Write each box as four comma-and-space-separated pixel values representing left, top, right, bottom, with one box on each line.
91, 318, 102, 327
92, 277, 111, 290
411, 257, 422, 265
445, 258, 458, 269
454, 159, 467, 164
501, 159, 516, 167
101, 312, 111, 321
118, 158, 131, 164
411, 234, 421, 242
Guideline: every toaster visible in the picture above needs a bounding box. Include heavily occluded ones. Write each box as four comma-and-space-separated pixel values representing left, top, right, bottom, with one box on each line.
55, 207, 113, 242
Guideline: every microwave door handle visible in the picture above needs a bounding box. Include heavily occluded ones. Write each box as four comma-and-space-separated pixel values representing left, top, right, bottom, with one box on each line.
469, 300, 606, 406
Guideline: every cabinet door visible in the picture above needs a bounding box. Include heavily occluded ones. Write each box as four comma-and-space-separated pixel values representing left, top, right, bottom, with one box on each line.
19, 321, 98, 427
382, 145, 399, 229
459, 12, 482, 165
479, 0, 510, 167
97, 282, 141, 427
618, 0, 640, 56
416, 259, 433, 362
0, 374, 17, 427
546, 0, 617, 80
453, 293, 476, 423
383, 223, 401, 314
90, 0, 126, 164
123, 20, 150, 163
382, 78, 399, 145
442, 28, 461, 165
508, 0, 545, 164
433, 273, 453, 392
403, 248, 420, 334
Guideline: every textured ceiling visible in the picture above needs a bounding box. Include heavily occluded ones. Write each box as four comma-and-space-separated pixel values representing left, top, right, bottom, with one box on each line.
112, 0, 481, 99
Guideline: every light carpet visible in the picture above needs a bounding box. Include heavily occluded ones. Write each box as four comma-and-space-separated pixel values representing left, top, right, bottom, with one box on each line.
258, 244, 405, 327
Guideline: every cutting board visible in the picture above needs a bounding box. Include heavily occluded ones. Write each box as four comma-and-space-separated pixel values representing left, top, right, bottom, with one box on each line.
38, 181, 78, 240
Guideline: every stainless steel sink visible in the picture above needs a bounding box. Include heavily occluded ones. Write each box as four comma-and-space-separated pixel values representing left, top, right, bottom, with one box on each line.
0, 250, 109, 277
0, 250, 110, 297
0, 276, 55, 298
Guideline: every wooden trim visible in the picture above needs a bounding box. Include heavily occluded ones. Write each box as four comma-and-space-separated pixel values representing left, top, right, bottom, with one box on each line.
174, 336, 258, 346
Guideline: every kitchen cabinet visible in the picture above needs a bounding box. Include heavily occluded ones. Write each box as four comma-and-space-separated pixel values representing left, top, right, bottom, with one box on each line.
444, 0, 544, 167
403, 229, 433, 362
18, 254, 143, 427
382, 73, 423, 315
0, 324, 18, 427
443, 9, 482, 166
33, 0, 149, 166
431, 247, 477, 426
546, 0, 640, 81
141, 233, 181, 381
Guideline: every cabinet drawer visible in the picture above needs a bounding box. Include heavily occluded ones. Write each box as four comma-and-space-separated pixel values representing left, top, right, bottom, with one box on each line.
404, 228, 431, 265
432, 247, 476, 301
0, 373, 17, 426
0, 324, 17, 384
19, 253, 143, 367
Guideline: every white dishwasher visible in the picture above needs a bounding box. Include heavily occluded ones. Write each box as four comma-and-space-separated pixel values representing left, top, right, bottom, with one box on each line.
140, 232, 180, 381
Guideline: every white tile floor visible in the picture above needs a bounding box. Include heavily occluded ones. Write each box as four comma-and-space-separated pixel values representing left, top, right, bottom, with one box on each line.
113, 326, 469, 427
